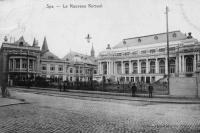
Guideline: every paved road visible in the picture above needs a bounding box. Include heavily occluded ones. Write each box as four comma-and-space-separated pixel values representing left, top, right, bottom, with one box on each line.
0, 90, 200, 133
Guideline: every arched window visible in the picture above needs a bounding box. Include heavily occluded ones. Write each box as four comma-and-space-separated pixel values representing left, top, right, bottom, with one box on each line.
133, 62, 138, 74
141, 61, 146, 74
70, 68, 73, 73
19, 42, 23, 46
150, 61, 155, 73
125, 63, 129, 74
169, 59, 175, 73
186, 57, 193, 72
159, 60, 165, 74
117, 63, 121, 74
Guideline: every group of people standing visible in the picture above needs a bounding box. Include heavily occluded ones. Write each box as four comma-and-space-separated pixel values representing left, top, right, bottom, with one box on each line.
131, 83, 154, 98
58, 81, 68, 92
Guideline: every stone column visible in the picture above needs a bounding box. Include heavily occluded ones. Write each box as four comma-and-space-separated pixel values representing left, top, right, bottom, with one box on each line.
99, 62, 102, 74
8, 59, 11, 71
182, 55, 185, 72
155, 58, 158, 74
165, 57, 168, 74
20, 58, 22, 70
146, 59, 149, 74
194, 54, 197, 72
129, 60, 132, 74
107, 62, 109, 75
110, 61, 113, 75
113, 62, 115, 74
12, 58, 14, 71
121, 61, 123, 74
175, 56, 179, 74
137, 60, 140, 74
32, 60, 35, 71
179, 55, 182, 73
13, 58, 16, 70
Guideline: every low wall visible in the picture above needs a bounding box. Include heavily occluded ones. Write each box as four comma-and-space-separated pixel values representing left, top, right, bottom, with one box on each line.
170, 77, 197, 98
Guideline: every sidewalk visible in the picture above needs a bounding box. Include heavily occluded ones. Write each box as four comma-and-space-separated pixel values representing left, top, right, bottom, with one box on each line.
11, 86, 200, 104
0, 92, 27, 107
66, 89, 200, 104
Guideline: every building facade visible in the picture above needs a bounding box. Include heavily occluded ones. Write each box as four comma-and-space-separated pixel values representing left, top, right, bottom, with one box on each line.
0, 36, 41, 86
96, 31, 200, 83
0, 36, 97, 86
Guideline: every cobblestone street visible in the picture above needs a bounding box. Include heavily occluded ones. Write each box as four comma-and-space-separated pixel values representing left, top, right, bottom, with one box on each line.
0, 90, 200, 133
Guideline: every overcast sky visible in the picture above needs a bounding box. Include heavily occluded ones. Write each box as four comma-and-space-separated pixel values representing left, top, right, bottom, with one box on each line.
0, 0, 200, 58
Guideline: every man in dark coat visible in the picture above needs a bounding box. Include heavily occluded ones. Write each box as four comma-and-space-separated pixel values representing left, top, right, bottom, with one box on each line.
131, 83, 137, 97
148, 83, 154, 98
58, 81, 63, 92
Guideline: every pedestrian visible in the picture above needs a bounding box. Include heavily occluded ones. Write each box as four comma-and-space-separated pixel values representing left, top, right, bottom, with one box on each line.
131, 83, 137, 97
63, 81, 66, 92
148, 83, 154, 98
58, 81, 62, 92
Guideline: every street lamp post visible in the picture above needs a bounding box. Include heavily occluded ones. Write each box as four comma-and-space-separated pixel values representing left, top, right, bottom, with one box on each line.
166, 6, 170, 95
27, 47, 30, 88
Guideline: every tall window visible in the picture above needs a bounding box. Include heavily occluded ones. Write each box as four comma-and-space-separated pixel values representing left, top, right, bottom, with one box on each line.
58, 65, 63, 71
22, 59, 27, 69
50, 65, 55, 71
103, 63, 107, 75
16, 59, 20, 69
76, 67, 79, 73
159, 60, 165, 74
141, 50, 146, 54
141, 61, 146, 74
150, 61, 155, 73
117, 63, 121, 74
125, 63, 129, 74
159, 48, 165, 53
9, 59, 13, 70
150, 49, 156, 54
169, 59, 175, 73
70, 68, 73, 73
80, 68, 82, 73
29, 60, 33, 69
42, 65, 47, 70
186, 57, 193, 72
133, 62, 138, 74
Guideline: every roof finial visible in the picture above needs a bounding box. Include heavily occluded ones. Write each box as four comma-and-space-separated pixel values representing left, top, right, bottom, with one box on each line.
33, 38, 38, 47
41, 36, 49, 52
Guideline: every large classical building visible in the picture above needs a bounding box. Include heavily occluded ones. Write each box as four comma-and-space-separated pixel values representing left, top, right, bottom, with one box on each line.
96, 31, 200, 83
0, 36, 97, 86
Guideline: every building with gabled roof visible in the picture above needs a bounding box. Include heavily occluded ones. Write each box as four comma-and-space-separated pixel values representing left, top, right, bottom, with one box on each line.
40, 38, 97, 82
39, 37, 68, 82
0, 35, 98, 85
62, 50, 97, 82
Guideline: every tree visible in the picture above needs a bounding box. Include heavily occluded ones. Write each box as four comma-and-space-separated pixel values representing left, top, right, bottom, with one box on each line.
0, 53, 10, 97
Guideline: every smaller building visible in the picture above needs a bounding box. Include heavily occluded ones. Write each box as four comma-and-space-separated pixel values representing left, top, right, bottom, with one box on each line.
0, 36, 41, 86
39, 37, 97, 83
0, 36, 98, 86
62, 51, 97, 82
40, 37, 68, 82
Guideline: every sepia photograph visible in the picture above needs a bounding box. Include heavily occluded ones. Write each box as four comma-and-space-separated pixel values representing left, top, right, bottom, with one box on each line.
0, 0, 200, 132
